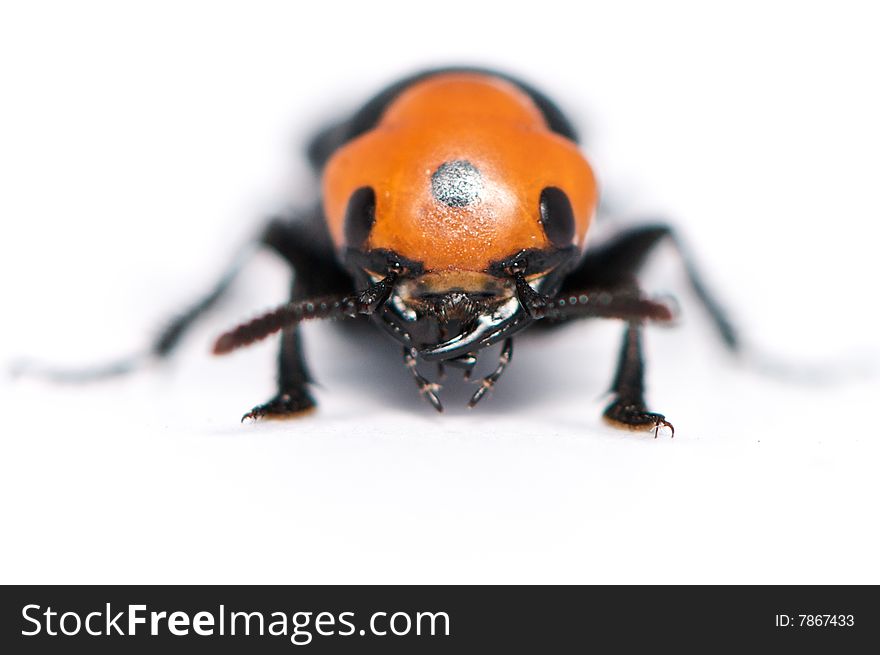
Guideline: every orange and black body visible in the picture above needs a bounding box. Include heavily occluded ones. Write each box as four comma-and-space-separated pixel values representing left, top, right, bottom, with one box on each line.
208, 67, 737, 432
314, 69, 599, 362
38, 68, 738, 435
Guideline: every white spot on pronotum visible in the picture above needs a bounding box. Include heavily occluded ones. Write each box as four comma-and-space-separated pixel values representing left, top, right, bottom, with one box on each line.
431, 160, 483, 207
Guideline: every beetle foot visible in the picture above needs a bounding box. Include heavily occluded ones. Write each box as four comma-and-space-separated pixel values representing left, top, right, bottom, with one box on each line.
467, 377, 495, 408
403, 346, 443, 412
467, 337, 513, 408
242, 388, 316, 422
603, 400, 674, 438
418, 382, 444, 413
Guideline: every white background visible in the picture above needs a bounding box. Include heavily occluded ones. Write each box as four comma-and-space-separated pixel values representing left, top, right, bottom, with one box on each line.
1, 1, 878, 584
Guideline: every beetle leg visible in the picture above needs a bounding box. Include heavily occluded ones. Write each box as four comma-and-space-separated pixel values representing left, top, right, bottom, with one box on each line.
234, 268, 401, 420
603, 321, 673, 438
142, 212, 344, 362
15, 210, 352, 388
237, 214, 357, 421
467, 338, 513, 408
403, 347, 443, 412
241, 327, 316, 421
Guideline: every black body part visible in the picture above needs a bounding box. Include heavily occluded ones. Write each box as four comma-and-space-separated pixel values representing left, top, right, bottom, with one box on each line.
551, 223, 737, 434
403, 346, 443, 412
239, 213, 354, 421
343, 186, 377, 249
604, 322, 674, 438
306, 66, 580, 172
415, 261, 672, 364
539, 187, 577, 247
151, 248, 255, 358
415, 247, 582, 363
467, 338, 514, 408
22, 208, 357, 420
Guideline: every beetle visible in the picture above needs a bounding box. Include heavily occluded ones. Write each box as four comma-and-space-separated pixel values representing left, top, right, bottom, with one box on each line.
32, 68, 738, 436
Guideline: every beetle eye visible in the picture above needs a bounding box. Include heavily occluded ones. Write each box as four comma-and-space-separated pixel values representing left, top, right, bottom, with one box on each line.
539, 187, 575, 247
344, 186, 376, 247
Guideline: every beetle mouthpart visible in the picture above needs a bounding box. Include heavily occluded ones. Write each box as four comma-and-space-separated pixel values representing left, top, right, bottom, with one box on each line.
418, 296, 529, 361
396, 271, 516, 322
398, 271, 514, 303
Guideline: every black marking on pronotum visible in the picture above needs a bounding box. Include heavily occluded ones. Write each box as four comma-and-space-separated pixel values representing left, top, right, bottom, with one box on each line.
539, 186, 575, 247
344, 186, 376, 247
431, 160, 483, 207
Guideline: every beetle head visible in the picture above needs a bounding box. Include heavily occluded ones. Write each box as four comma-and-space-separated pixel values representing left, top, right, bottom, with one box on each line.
344, 239, 578, 361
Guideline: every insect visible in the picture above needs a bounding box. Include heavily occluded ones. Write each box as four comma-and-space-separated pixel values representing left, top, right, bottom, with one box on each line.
32, 68, 738, 436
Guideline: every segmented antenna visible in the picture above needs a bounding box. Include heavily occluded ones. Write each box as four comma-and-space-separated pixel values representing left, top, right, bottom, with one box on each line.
212, 273, 397, 355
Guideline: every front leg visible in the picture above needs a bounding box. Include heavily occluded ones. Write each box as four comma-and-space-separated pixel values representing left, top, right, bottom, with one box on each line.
241, 327, 316, 421
507, 271, 674, 436
603, 321, 674, 438
240, 215, 352, 421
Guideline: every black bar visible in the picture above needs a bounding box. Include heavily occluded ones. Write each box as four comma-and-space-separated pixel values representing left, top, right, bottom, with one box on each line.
1, 585, 876, 653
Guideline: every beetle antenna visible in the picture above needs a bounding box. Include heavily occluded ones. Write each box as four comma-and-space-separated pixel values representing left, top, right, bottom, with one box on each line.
213, 272, 397, 355
512, 272, 673, 323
